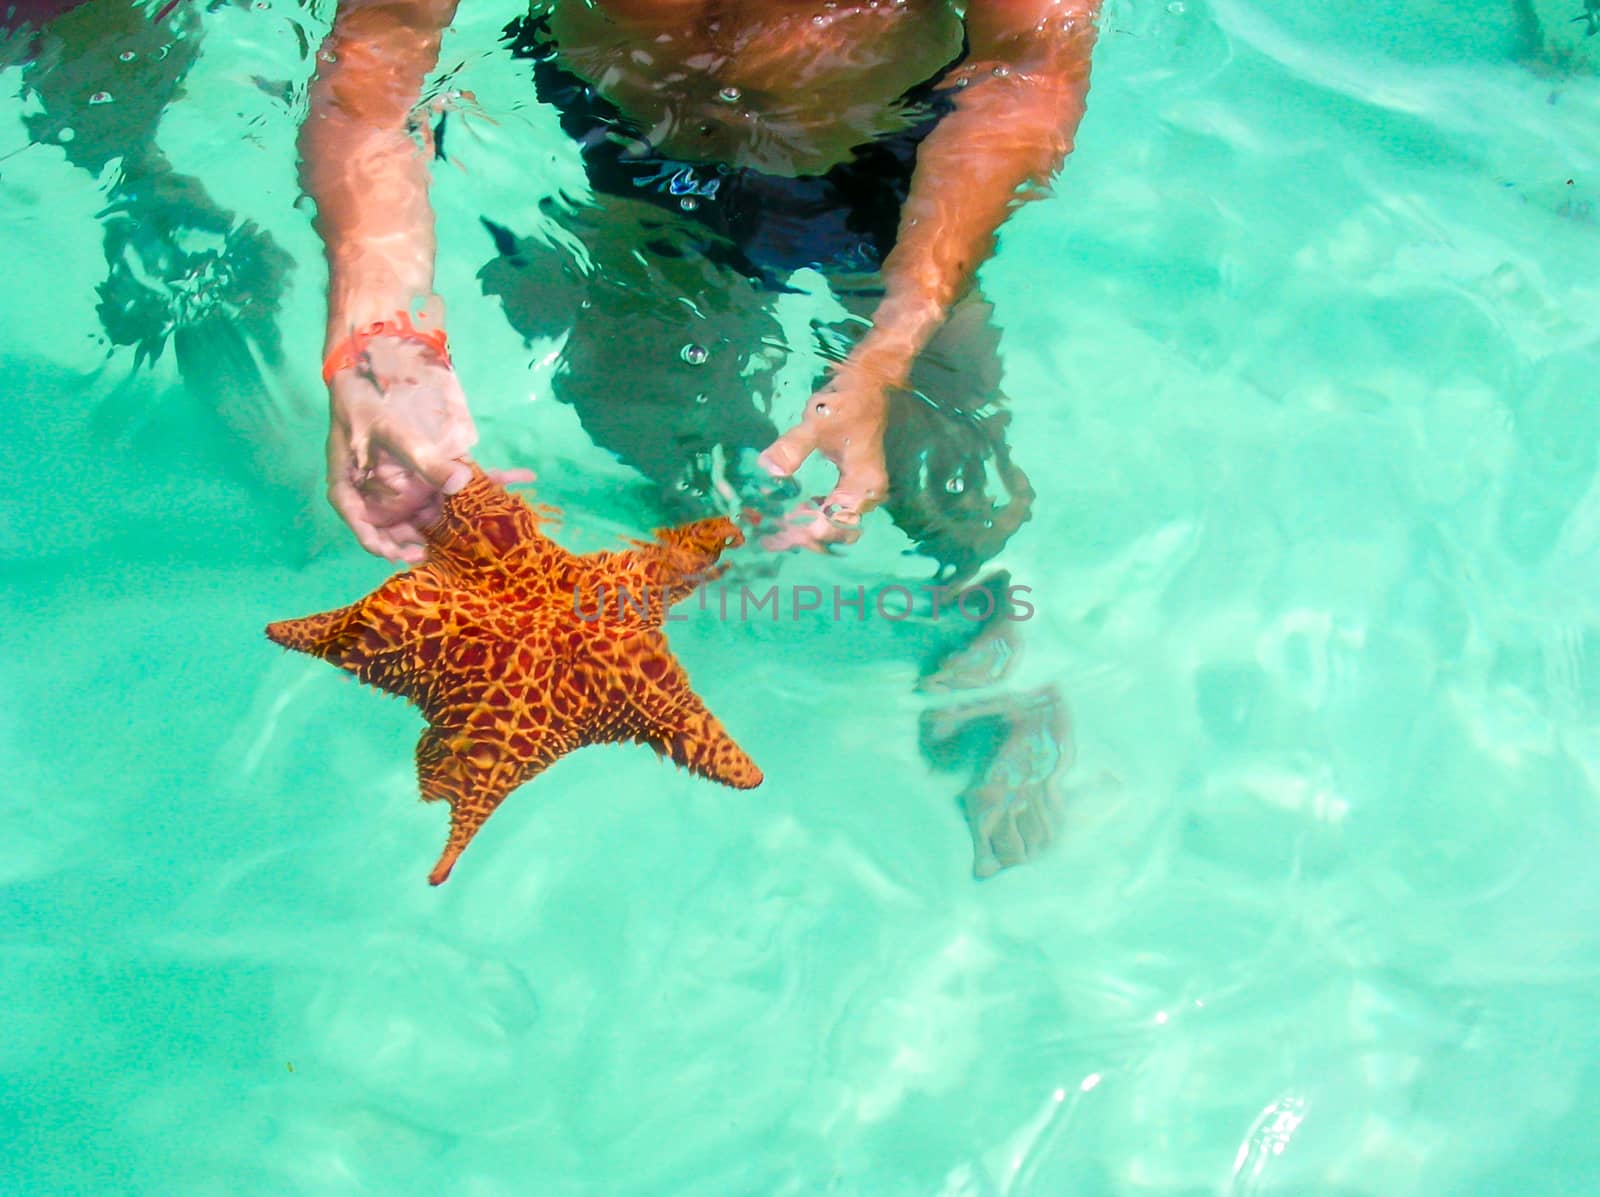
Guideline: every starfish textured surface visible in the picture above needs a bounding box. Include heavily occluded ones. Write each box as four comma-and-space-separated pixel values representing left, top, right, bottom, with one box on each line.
266, 469, 762, 885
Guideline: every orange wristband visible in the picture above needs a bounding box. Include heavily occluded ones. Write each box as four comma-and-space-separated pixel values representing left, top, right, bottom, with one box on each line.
322, 310, 451, 384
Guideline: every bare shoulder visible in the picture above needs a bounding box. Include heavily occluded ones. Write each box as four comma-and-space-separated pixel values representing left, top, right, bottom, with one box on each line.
963, 0, 1101, 59
964, 0, 1101, 35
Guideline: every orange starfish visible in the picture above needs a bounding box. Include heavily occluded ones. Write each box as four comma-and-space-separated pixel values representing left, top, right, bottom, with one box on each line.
265, 468, 762, 884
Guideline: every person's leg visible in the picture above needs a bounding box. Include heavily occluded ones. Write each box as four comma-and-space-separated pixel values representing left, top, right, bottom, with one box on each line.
479, 194, 786, 519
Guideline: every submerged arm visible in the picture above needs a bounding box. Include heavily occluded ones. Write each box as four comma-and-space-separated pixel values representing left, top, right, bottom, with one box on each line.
301, 0, 522, 564
300, 0, 458, 340
760, 0, 1102, 536
854, 0, 1102, 382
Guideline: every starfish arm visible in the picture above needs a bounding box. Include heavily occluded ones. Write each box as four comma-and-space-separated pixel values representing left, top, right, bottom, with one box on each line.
265, 602, 365, 660
425, 467, 571, 577
609, 640, 763, 789
266, 592, 435, 704
416, 725, 562, 885
600, 517, 744, 625
275, 570, 464, 705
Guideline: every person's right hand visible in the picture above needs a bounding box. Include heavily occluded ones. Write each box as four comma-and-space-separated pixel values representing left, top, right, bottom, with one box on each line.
326, 335, 530, 563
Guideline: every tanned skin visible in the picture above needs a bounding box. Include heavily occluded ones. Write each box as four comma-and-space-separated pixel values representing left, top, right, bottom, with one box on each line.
299, 0, 1102, 562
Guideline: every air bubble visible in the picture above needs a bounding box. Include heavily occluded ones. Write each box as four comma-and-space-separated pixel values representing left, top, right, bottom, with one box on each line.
694, 392, 709, 404
813, 401, 831, 416
680, 196, 699, 211
58, 127, 75, 142
681, 343, 709, 365
89, 91, 113, 104
991, 66, 1011, 79
945, 476, 965, 494
118, 50, 136, 62
717, 86, 742, 104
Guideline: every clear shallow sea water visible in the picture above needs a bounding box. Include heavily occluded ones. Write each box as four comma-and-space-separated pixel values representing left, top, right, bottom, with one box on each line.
4, 1, 1600, 1194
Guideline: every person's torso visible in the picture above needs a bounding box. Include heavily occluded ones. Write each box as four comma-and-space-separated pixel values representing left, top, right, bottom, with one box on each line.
538, 0, 966, 177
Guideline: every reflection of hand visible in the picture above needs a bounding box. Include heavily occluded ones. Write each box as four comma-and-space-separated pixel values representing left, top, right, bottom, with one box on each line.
757, 366, 891, 553
326, 336, 531, 563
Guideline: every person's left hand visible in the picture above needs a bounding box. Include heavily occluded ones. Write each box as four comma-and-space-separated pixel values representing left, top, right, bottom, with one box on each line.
757, 366, 892, 552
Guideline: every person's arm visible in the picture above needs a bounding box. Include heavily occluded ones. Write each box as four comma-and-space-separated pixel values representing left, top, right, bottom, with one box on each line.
850, 0, 1100, 386
303, 0, 530, 563
760, 0, 1102, 540
300, 0, 456, 341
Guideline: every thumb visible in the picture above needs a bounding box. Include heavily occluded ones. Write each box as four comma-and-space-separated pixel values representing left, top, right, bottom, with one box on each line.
759, 424, 818, 480
344, 417, 374, 475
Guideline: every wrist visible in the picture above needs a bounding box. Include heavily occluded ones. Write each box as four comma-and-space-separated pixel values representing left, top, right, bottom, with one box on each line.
843, 330, 921, 390
323, 309, 451, 384
847, 293, 944, 387
327, 266, 438, 333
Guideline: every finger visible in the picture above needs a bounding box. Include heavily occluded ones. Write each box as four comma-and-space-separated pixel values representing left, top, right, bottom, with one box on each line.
326, 416, 356, 481
329, 479, 411, 561
389, 538, 428, 566
487, 467, 537, 486
342, 414, 374, 476
328, 426, 397, 561
758, 424, 819, 480
329, 475, 432, 564
726, 447, 800, 518
759, 499, 862, 554
350, 461, 437, 530
829, 449, 889, 516
377, 519, 428, 550
760, 513, 833, 554
361, 480, 441, 543
409, 496, 444, 530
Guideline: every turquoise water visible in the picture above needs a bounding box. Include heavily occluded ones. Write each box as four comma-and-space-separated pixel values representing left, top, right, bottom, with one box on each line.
5, 1, 1600, 1193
